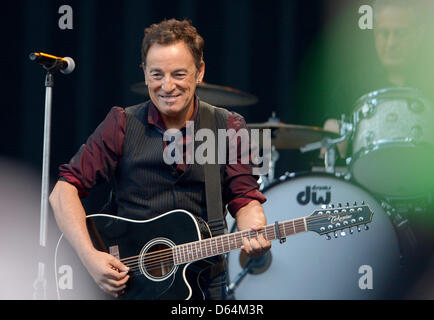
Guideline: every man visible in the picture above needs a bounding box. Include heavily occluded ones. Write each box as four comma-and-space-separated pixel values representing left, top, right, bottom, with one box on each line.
320, 0, 434, 297
322, 0, 430, 156
49, 19, 271, 300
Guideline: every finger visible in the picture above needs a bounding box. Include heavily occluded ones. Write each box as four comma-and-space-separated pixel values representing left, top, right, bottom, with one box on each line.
100, 278, 129, 297
105, 268, 129, 281
99, 283, 123, 298
110, 257, 130, 273
241, 237, 252, 255
107, 275, 130, 288
109, 283, 128, 293
256, 234, 271, 249
248, 237, 262, 252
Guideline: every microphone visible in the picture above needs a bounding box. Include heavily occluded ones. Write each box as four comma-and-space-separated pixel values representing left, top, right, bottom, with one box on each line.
29, 52, 75, 74
227, 251, 272, 295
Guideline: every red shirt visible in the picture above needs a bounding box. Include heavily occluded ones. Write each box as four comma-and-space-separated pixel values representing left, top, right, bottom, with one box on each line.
59, 98, 266, 217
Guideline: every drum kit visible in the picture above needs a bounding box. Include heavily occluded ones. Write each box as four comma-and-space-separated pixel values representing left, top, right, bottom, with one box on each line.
132, 82, 434, 299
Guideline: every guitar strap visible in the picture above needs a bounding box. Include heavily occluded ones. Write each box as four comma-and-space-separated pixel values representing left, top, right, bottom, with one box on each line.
199, 101, 225, 237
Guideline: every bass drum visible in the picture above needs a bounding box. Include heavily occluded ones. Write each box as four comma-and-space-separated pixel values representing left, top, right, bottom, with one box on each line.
227, 173, 405, 299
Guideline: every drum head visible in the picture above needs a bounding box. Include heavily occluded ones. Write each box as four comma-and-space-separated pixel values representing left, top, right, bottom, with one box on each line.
352, 143, 434, 197
227, 173, 404, 299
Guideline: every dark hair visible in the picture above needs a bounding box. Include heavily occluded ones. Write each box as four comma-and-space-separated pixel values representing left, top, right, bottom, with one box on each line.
373, 0, 425, 26
141, 19, 204, 69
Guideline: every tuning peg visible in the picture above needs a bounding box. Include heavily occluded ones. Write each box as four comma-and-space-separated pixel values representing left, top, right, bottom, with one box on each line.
340, 231, 346, 237
349, 227, 354, 234
334, 231, 338, 238
362, 201, 365, 205
346, 202, 350, 207
354, 201, 357, 206
364, 224, 369, 231
357, 226, 361, 232
338, 203, 342, 208
326, 233, 331, 240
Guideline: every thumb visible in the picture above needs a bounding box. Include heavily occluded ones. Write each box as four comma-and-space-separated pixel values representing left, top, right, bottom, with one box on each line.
110, 256, 129, 272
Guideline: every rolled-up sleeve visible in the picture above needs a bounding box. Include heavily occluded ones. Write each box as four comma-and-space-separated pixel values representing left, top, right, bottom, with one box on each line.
58, 106, 126, 198
223, 112, 266, 217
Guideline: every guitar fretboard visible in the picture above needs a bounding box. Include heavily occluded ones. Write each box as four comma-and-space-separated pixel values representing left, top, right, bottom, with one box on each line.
172, 218, 307, 265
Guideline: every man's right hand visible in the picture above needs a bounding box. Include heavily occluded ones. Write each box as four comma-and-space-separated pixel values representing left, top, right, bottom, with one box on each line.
81, 249, 130, 298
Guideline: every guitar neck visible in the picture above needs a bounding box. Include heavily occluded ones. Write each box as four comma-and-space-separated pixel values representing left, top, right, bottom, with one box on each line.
172, 217, 307, 265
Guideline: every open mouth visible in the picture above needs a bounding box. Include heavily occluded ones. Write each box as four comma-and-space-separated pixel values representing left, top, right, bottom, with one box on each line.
159, 94, 181, 102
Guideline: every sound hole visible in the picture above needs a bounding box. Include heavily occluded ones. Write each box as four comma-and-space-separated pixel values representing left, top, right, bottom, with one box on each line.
142, 242, 175, 279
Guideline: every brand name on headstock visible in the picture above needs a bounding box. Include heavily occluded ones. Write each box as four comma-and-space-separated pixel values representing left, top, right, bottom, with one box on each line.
329, 214, 353, 224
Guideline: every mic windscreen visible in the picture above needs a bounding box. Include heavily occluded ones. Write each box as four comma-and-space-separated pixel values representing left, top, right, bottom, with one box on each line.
60, 57, 75, 75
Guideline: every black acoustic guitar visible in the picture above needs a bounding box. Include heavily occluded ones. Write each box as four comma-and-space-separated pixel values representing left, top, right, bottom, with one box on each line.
54, 204, 373, 300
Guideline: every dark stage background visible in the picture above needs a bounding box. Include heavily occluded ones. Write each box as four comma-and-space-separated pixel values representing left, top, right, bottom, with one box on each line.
1, 0, 375, 205
1, 0, 433, 299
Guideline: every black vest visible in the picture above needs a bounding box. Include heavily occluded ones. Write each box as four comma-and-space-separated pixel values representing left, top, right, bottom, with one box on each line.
113, 100, 229, 223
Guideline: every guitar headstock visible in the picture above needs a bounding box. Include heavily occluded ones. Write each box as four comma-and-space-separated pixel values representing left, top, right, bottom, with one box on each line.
306, 202, 374, 239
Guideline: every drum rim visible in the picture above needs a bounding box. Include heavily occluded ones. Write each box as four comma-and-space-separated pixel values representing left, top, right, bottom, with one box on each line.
352, 87, 426, 110
351, 87, 431, 129
352, 139, 434, 155
262, 170, 380, 201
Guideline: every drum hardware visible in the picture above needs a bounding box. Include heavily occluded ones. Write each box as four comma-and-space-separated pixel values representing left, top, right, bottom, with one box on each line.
250, 112, 341, 187
258, 145, 279, 190
226, 251, 272, 297
247, 120, 339, 150
253, 112, 281, 190
300, 114, 353, 173
380, 200, 421, 267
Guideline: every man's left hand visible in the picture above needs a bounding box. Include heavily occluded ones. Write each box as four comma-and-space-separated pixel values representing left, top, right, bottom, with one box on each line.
241, 224, 271, 258
235, 200, 271, 258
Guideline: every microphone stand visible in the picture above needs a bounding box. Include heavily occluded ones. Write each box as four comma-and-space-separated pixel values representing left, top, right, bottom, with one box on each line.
32, 61, 63, 300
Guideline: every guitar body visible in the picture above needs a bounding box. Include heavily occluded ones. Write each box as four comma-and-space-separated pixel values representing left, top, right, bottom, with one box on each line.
55, 210, 213, 300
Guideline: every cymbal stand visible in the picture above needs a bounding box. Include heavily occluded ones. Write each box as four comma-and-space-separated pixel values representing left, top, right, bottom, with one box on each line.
300, 114, 353, 173
257, 112, 281, 190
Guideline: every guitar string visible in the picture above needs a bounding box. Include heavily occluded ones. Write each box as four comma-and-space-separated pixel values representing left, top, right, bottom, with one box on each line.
126, 225, 327, 275
118, 219, 346, 272
121, 226, 284, 271
117, 217, 358, 268
120, 227, 279, 268
116, 213, 351, 265
118, 222, 297, 265
122, 219, 366, 276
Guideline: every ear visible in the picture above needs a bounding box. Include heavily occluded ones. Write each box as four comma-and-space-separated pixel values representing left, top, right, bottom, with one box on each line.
196, 61, 205, 84
142, 63, 148, 85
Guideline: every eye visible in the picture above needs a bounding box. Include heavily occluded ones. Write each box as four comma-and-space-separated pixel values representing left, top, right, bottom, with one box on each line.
151, 73, 163, 80
173, 73, 186, 79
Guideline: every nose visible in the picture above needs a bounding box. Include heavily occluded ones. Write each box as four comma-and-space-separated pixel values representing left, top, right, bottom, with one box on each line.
162, 76, 176, 92
385, 31, 398, 48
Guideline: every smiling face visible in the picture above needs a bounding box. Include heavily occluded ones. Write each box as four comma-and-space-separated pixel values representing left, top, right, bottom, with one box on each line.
144, 41, 205, 126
